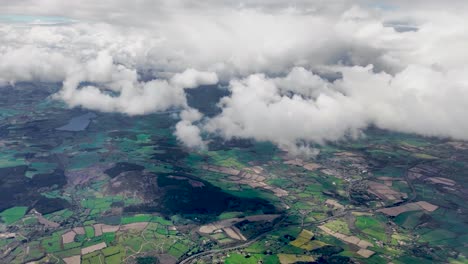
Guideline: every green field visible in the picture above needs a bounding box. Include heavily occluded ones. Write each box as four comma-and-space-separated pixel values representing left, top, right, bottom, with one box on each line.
0, 206, 28, 224
355, 215, 387, 241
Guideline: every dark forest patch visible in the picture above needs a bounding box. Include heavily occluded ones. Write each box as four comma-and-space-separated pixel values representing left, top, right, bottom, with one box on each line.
104, 162, 145, 178
125, 173, 277, 221
0, 166, 69, 213
33, 197, 70, 214
151, 145, 188, 163
30, 170, 67, 188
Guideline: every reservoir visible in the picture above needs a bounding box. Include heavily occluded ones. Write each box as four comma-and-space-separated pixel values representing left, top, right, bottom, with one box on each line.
56, 112, 97, 131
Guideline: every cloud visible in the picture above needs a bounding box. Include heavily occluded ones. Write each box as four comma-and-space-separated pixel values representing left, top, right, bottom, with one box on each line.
0, 1, 468, 150
175, 108, 206, 149
337, 65, 468, 139
171, 69, 218, 89
0, 46, 73, 85
204, 69, 368, 152
57, 65, 218, 115
205, 64, 468, 151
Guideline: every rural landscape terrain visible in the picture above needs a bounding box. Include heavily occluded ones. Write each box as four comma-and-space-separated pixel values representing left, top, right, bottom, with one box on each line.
1, 84, 467, 264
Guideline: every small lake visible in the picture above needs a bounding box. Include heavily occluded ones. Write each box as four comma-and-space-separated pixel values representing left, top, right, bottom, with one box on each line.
56, 113, 97, 132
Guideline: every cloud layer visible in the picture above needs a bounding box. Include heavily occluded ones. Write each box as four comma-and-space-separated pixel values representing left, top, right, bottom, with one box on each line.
0, 1, 467, 149
206, 65, 468, 151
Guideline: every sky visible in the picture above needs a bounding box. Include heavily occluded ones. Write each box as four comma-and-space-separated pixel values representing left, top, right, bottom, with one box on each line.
0, 0, 467, 152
